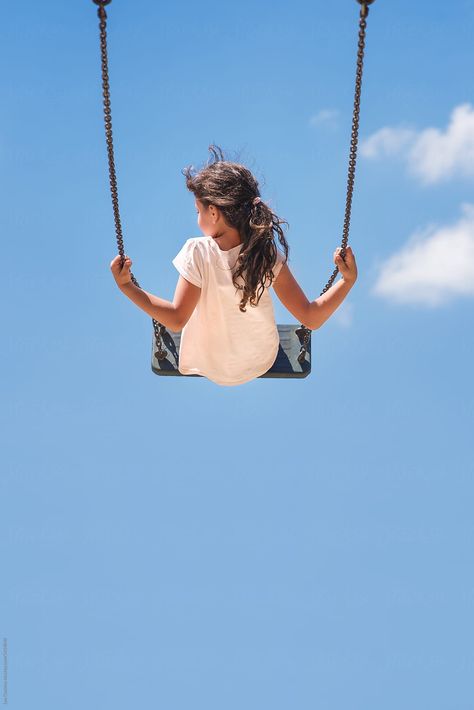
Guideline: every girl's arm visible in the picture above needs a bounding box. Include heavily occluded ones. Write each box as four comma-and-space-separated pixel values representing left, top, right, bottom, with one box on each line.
119, 281, 180, 331
119, 275, 201, 332
110, 254, 180, 331
307, 278, 354, 329
110, 254, 201, 331
273, 246, 357, 330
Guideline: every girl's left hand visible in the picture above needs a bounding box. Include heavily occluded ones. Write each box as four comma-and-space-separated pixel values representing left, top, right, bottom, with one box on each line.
334, 245, 357, 285
110, 254, 133, 288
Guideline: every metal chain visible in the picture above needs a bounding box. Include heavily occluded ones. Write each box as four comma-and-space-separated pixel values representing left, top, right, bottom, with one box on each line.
92, 0, 168, 360
93, 0, 374, 368
297, 0, 374, 364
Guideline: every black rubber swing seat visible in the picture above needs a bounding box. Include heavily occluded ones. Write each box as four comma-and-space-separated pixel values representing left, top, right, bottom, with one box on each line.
151, 324, 311, 378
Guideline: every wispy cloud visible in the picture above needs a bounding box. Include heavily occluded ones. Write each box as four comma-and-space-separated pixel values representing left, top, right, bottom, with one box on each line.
360, 103, 474, 185
360, 126, 417, 158
372, 203, 474, 307
309, 108, 339, 129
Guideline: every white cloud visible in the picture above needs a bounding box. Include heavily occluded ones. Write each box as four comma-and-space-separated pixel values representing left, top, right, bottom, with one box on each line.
309, 109, 339, 128
359, 126, 417, 158
372, 203, 474, 306
360, 103, 474, 185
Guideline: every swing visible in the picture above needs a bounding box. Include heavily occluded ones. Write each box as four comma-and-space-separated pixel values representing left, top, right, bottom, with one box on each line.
92, 0, 375, 379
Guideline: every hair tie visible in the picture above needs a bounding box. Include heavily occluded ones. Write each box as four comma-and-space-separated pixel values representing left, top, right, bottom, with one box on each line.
252, 196, 262, 206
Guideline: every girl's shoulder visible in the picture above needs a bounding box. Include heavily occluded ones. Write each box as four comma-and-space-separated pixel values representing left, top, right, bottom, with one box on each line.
184, 235, 212, 254
185, 235, 208, 244
177, 236, 210, 256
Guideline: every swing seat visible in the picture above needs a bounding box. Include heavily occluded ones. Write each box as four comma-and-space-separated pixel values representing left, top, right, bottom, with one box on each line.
151, 324, 311, 379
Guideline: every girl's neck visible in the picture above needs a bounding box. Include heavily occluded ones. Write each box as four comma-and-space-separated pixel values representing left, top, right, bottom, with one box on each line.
210, 233, 242, 252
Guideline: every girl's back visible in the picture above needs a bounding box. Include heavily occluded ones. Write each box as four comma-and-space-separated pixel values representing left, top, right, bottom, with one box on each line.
172, 235, 286, 386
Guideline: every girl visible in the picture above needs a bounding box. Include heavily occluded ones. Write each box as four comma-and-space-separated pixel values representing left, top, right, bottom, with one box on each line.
110, 144, 357, 386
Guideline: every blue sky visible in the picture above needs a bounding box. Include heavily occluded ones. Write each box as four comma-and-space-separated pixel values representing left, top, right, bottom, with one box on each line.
2, 1, 473, 708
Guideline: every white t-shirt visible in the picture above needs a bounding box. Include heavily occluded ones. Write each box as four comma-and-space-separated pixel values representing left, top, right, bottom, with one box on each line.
172, 235, 286, 386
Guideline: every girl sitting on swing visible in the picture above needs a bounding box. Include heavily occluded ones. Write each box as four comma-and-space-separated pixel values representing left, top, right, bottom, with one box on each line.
110, 144, 358, 386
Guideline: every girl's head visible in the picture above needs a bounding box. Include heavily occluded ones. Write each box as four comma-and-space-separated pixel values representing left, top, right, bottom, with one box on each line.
182, 144, 289, 312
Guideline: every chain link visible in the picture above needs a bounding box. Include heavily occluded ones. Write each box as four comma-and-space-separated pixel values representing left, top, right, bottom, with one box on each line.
94, 2, 168, 360
297, 0, 374, 364
93, 0, 374, 369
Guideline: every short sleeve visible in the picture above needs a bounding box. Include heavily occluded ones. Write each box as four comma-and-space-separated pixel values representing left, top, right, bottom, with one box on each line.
172, 239, 202, 288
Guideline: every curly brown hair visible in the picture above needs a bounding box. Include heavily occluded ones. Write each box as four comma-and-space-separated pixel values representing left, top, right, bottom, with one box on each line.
182, 144, 289, 312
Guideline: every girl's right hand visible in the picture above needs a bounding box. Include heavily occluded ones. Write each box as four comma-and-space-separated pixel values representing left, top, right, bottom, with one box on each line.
334, 246, 357, 285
